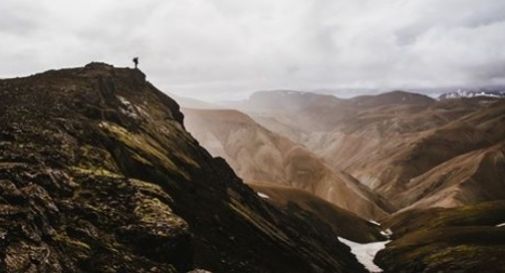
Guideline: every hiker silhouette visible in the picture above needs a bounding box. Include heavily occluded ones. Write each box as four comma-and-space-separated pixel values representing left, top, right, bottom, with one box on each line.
133, 57, 139, 69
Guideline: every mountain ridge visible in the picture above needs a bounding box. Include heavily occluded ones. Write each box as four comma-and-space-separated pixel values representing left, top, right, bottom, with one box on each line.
0, 63, 367, 273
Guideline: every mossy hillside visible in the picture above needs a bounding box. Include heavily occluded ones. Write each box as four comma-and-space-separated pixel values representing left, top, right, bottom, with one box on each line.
376, 201, 505, 273
376, 229, 505, 273
0, 63, 367, 273
0, 162, 187, 273
383, 200, 505, 238
98, 121, 187, 178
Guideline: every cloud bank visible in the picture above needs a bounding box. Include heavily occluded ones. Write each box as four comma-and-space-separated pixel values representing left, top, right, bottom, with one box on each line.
1, 0, 505, 100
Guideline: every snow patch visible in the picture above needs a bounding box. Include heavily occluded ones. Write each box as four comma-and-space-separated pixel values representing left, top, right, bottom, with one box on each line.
117, 96, 139, 119
440, 89, 505, 99
380, 229, 393, 238
368, 220, 381, 226
497, 223, 505, 227
257, 192, 270, 199
339, 237, 389, 273
117, 96, 131, 106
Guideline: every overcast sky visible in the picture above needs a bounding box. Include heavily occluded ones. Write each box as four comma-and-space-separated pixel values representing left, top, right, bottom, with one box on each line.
2, 0, 505, 101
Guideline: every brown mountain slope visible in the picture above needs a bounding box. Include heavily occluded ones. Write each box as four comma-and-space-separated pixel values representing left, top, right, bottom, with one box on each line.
183, 108, 392, 219
396, 141, 505, 210
250, 183, 387, 243
365, 99, 505, 199
0, 63, 367, 273
349, 90, 435, 108
376, 201, 505, 273
231, 90, 505, 210
235, 90, 437, 134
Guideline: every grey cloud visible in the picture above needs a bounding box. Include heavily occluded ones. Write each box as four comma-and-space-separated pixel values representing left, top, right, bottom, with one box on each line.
1, 0, 505, 101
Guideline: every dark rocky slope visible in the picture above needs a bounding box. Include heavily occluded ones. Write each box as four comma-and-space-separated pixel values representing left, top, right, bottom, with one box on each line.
376, 201, 505, 273
0, 63, 366, 273
250, 183, 386, 243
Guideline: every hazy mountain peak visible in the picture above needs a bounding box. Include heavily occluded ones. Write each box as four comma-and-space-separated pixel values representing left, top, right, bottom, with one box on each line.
350, 90, 435, 107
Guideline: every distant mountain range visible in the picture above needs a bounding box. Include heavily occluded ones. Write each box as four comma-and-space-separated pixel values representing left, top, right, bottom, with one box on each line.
181, 88, 505, 272
185, 89, 505, 212
217, 86, 505, 102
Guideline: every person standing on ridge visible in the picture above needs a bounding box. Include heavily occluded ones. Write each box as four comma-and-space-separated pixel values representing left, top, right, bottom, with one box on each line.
132, 57, 139, 69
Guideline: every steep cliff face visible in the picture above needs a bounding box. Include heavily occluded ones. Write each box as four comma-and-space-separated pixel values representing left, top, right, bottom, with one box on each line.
0, 63, 366, 273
